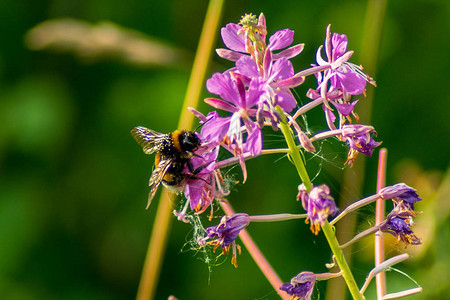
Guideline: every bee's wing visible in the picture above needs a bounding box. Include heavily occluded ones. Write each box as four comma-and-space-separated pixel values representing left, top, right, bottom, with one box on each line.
146, 158, 172, 209
131, 126, 165, 155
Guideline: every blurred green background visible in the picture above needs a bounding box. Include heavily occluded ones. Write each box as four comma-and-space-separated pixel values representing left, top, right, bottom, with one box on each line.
0, 0, 449, 299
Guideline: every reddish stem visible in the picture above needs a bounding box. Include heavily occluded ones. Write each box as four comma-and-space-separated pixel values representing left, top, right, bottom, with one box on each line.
375, 148, 388, 297
220, 201, 290, 300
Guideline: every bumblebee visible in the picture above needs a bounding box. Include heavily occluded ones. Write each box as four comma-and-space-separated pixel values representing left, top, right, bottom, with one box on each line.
131, 126, 202, 208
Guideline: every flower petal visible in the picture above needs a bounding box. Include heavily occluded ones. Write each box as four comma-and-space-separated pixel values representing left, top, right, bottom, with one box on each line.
216, 48, 245, 62
206, 72, 240, 105
331, 67, 367, 95
268, 29, 294, 51
235, 56, 260, 78
270, 57, 294, 81
200, 113, 230, 143
331, 33, 348, 61
243, 125, 262, 156
221, 23, 246, 52
272, 43, 304, 60
245, 78, 265, 108
204, 97, 237, 112
330, 100, 358, 116
274, 75, 305, 89
275, 89, 297, 113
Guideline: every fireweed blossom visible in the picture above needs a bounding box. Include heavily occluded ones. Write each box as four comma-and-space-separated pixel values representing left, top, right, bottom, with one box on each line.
308, 24, 376, 130
215, 12, 307, 132
315, 24, 375, 97
217, 13, 304, 64
198, 213, 250, 267
298, 184, 338, 234
205, 72, 265, 180
236, 49, 304, 117
279, 271, 316, 300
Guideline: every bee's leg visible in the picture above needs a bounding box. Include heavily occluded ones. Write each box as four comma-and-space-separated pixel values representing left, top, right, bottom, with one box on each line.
185, 160, 214, 183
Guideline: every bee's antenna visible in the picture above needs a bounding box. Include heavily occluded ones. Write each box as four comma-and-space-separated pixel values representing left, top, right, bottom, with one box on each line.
193, 115, 213, 132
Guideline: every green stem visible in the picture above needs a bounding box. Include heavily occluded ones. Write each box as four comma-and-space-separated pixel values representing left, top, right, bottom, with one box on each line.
275, 106, 312, 192
322, 221, 365, 300
276, 105, 362, 299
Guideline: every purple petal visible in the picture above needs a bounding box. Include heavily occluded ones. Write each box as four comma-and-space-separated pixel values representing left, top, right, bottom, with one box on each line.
268, 29, 294, 51
272, 43, 304, 60
204, 97, 237, 112
323, 103, 336, 124
275, 89, 297, 113
235, 76, 247, 108
216, 48, 245, 62
188, 107, 207, 122
185, 178, 207, 210
306, 88, 321, 100
201, 114, 230, 143
270, 57, 294, 81
243, 125, 262, 156
342, 124, 376, 137
330, 100, 358, 116
331, 33, 348, 61
274, 75, 305, 89
245, 78, 265, 108
263, 48, 272, 78
221, 23, 246, 52
332, 68, 367, 95
258, 13, 266, 32
235, 56, 260, 78
206, 72, 240, 105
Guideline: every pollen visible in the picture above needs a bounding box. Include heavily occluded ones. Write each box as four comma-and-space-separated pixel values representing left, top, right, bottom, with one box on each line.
238, 13, 257, 27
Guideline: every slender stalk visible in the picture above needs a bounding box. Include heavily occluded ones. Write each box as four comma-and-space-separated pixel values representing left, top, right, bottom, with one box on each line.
291, 97, 324, 120
375, 148, 388, 298
321, 221, 365, 300
330, 194, 379, 226
275, 105, 312, 192
340, 226, 380, 249
136, 1, 224, 299
249, 213, 307, 222
360, 254, 409, 295
381, 288, 423, 299
220, 201, 290, 300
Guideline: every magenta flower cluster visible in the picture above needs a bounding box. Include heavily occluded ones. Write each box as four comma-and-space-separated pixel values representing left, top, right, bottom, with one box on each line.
180, 13, 381, 216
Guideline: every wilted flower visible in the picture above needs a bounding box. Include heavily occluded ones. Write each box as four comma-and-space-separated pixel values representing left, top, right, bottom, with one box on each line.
380, 208, 421, 247
280, 271, 316, 300
298, 184, 338, 234
341, 124, 382, 165
199, 213, 250, 267
379, 183, 422, 210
